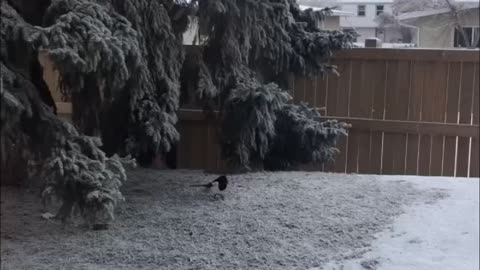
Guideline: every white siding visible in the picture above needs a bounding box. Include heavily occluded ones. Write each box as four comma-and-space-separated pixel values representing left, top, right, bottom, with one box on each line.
321, 16, 342, 30
336, 1, 396, 43
339, 3, 393, 28
354, 27, 377, 41
408, 8, 480, 48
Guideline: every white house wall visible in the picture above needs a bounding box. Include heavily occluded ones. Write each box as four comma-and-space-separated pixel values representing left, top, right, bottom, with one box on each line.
337, 1, 398, 43
182, 15, 342, 45
339, 2, 393, 28
322, 16, 342, 30
353, 27, 376, 41
408, 7, 480, 48
384, 28, 404, 42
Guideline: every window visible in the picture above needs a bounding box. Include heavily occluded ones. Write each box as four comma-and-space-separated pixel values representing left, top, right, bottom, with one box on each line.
454, 27, 480, 48
357, 5, 366, 16
376, 5, 384, 16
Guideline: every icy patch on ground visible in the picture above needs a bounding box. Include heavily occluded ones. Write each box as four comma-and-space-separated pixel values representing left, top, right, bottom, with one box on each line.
318, 176, 479, 270
1, 170, 450, 270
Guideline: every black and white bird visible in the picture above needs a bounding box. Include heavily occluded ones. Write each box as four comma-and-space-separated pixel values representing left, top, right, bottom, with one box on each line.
190, 175, 228, 191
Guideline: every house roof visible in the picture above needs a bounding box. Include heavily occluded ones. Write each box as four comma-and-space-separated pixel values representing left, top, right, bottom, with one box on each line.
335, 0, 393, 3
398, 3, 479, 21
298, 5, 355, 16
298, 0, 393, 5
300, 0, 478, 4
337, 0, 478, 2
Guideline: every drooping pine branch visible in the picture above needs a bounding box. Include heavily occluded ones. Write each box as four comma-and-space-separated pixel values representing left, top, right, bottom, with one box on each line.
193, 0, 353, 170
1, 1, 135, 225
222, 82, 290, 169
265, 103, 350, 170
35, 0, 190, 159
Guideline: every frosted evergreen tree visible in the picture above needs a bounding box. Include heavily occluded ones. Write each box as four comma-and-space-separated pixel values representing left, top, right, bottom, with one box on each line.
1, 0, 352, 226
192, 0, 352, 170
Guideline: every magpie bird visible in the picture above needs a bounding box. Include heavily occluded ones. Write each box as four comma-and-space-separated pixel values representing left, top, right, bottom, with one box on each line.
190, 175, 228, 191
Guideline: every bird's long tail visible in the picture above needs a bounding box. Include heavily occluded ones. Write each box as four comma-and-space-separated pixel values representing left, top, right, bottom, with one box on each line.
189, 183, 213, 188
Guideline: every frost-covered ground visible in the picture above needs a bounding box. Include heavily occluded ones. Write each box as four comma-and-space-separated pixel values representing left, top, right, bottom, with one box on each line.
1, 169, 477, 270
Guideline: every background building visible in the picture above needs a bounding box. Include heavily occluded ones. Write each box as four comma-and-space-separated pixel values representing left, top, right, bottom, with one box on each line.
299, 0, 402, 42
399, 3, 480, 48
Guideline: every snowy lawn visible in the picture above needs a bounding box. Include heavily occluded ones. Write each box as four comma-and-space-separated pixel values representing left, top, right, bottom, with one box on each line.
1, 169, 477, 270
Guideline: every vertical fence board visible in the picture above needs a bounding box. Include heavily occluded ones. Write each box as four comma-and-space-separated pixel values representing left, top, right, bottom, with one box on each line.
443, 62, 462, 176
369, 61, 387, 174
404, 62, 416, 176
473, 63, 479, 126
332, 136, 348, 173
179, 122, 195, 169
302, 75, 323, 171
457, 63, 475, 177
417, 134, 432, 176
357, 66, 373, 175
430, 135, 445, 176
336, 61, 352, 117
471, 138, 479, 178
288, 73, 296, 103
346, 130, 359, 173
471, 64, 479, 177
381, 61, 396, 175
384, 60, 411, 174
406, 61, 426, 175
324, 64, 340, 172
330, 60, 352, 173
442, 139, 456, 176
304, 75, 317, 107
347, 61, 366, 173
416, 60, 434, 176
176, 123, 188, 168
326, 67, 339, 117
316, 75, 328, 113
293, 78, 306, 104
394, 61, 413, 175
190, 122, 207, 169
358, 61, 381, 174
205, 123, 218, 172
429, 62, 448, 176
457, 140, 470, 176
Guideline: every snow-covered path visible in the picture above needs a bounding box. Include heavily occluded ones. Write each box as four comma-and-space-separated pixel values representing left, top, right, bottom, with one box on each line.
320, 176, 479, 270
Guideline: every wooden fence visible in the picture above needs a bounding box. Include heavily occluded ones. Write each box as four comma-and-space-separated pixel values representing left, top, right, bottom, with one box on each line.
45, 48, 479, 177
177, 48, 479, 177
